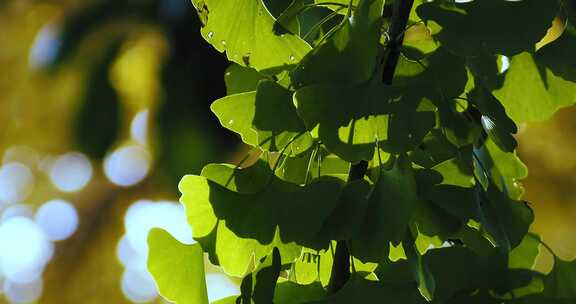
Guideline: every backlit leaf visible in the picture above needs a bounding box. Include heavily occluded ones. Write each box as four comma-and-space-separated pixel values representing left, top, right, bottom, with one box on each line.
191, 0, 311, 71
147, 228, 208, 304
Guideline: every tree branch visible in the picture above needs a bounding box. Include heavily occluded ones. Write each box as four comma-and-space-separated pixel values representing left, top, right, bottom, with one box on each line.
328, 160, 368, 294
327, 0, 416, 294
382, 0, 415, 84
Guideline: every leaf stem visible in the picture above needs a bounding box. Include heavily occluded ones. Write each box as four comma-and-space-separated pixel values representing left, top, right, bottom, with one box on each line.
528, 233, 559, 259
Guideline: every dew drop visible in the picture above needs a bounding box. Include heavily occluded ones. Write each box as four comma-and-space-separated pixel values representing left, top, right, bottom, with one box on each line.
221, 40, 227, 46
289, 55, 295, 61
228, 119, 234, 125
207, 31, 214, 39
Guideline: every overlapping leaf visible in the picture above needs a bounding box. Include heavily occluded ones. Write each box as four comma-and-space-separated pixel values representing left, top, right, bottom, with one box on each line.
417, 0, 558, 56
353, 155, 419, 262
181, 160, 343, 248
179, 162, 302, 277
473, 182, 534, 252
307, 275, 422, 303
468, 86, 518, 152
494, 52, 576, 123
147, 228, 209, 304
294, 84, 393, 162
291, 0, 384, 88
237, 248, 282, 303
212, 80, 313, 153
224, 63, 264, 94
191, 0, 311, 71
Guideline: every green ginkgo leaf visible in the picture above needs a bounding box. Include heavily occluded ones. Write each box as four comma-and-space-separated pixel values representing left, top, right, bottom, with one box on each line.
535, 25, 576, 83
179, 162, 301, 277
542, 257, 576, 300
494, 52, 576, 123
474, 138, 528, 200
147, 228, 208, 304
424, 247, 533, 302
291, 0, 384, 88
307, 275, 422, 303
314, 0, 358, 12
417, 0, 558, 56
224, 64, 264, 95
468, 86, 518, 153
191, 0, 311, 72
473, 182, 534, 252
354, 155, 419, 262
182, 160, 342, 249
509, 233, 540, 270
211, 80, 313, 153
294, 83, 393, 162
274, 280, 326, 303
403, 232, 436, 301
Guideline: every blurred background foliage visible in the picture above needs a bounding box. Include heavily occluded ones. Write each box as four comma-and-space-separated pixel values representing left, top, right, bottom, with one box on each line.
0, 0, 574, 303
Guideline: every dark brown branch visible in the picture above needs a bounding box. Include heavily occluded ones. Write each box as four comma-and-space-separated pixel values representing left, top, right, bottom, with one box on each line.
382, 0, 415, 84
328, 160, 368, 294
327, 0, 416, 295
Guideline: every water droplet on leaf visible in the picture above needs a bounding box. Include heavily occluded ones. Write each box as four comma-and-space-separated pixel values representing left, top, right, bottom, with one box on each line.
208, 31, 214, 39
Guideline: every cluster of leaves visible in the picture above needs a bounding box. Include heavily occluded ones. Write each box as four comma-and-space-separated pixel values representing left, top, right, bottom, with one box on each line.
148, 0, 576, 303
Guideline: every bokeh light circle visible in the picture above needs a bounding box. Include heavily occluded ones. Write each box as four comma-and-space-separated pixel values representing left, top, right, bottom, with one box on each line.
35, 199, 79, 242
0, 163, 34, 205
0, 217, 53, 283
104, 145, 151, 187
49, 152, 92, 192
121, 269, 158, 303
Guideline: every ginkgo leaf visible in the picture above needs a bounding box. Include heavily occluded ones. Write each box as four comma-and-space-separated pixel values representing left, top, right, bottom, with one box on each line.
431, 158, 474, 188
403, 232, 436, 301
182, 160, 342, 248
274, 281, 326, 303
494, 52, 576, 123
211, 91, 259, 146
353, 155, 419, 262
291, 0, 384, 88
211, 80, 313, 153
191, 0, 311, 72
253, 80, 311, 151
316, 179, 372, 241
509, 233, 540, 270
395, 46, 468, 102
307, 275, 422, 303
252, 248, 282, 303
294, 83, 393, 162
535, 25, 576, 83
236, 248, 283, 303
474, 138, 528, 200
314, 0, 358, 12
468, 86, 518, 153
147, 228, 208, 304
409, 129, 459, 169
179, 162, 301, 277
417, 0, 558, 56
424, 247, 533, 302
542, 257, 576, 300
224, 64, 264, 94
473, 182, 534, 252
